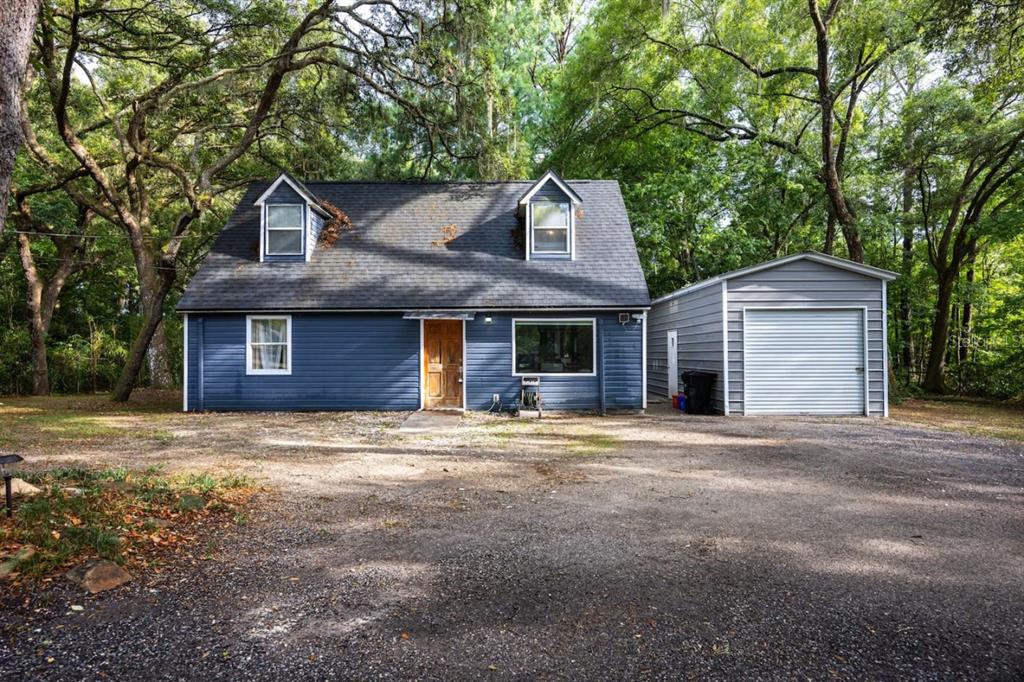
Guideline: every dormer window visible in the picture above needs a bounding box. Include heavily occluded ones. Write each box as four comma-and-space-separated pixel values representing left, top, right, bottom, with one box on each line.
532, 201, 570, 254
517, 169, 582, 261
266, 205, 304, 256
254, 173, 330, 262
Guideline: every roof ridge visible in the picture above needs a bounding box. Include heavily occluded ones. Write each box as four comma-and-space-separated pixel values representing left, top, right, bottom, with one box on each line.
290, 179, 612, 185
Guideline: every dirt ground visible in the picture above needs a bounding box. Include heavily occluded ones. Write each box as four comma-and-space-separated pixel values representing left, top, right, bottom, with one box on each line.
1, 393, 1022, 679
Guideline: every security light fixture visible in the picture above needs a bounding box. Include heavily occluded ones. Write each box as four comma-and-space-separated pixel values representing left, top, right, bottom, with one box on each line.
484, 316, 493, 325
0, 454, 24, 518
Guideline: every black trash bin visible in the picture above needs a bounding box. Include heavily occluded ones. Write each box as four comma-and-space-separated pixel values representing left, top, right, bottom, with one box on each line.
681, 370, 716, 415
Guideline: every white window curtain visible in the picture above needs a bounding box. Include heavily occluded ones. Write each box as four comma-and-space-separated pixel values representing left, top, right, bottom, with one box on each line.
250, 318, 289, 371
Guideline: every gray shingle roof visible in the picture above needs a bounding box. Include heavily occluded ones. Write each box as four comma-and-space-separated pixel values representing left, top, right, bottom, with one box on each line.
177, 180, 651, 311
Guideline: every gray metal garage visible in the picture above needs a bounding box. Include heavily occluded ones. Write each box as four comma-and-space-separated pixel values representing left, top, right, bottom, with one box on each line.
646, 253, 897, 417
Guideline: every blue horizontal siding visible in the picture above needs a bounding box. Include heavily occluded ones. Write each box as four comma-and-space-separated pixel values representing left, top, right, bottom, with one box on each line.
466, 312, 643, 411
187, 313, 419, 411
186, 310, 644, 412
600, 316, 644, 408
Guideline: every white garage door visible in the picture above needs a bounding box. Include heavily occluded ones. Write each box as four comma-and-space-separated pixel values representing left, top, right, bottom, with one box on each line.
744, 309, 866, 415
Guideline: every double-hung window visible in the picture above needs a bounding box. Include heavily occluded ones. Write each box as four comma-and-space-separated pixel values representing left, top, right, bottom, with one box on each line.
265, 205, 304, 256
531, 200, 570, 254
513, 319, 595, 375
247, 315, 291, 375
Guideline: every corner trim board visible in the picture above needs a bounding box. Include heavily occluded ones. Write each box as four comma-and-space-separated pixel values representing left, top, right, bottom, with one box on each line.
641, 311, 647, 410
721, 281, 730, 415
462, 319, 468, 410
882, 280, 889, 418
419, 319, 425, 410
182, 314, 189, 412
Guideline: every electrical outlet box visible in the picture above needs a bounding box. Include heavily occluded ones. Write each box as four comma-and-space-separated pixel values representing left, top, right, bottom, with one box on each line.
492, 393, 501, 403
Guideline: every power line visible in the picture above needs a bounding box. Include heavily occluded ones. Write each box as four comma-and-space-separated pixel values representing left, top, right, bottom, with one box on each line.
7, 229, 180, 244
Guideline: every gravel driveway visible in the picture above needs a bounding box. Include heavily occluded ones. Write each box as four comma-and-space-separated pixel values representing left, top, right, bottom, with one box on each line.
2, 406, 1022, 680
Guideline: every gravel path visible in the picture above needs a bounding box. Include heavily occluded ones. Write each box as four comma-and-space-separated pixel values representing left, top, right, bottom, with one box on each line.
2, 409, 1023, 680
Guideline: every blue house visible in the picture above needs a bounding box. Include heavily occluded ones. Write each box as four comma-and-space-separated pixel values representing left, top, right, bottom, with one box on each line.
177, 171, 651, 412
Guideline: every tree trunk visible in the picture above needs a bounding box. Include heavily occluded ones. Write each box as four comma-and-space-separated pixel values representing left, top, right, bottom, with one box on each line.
0, 0, 41, 234
147, 319, 174, 388
823, 209, 836, 255
808, 4, 863, 263
899, 171, 914, 382
958, 249, 976, 366
27, 311, 49, 394
17, 234, 49, 395
112, 275, 174, 401
924, 270, 956, 392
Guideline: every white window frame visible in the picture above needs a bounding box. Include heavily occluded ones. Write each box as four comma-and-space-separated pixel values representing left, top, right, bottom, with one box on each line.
511, 318, 597, 377
264, 204, 305, 257
246, 314, 292, 376
529, 200, 571, 256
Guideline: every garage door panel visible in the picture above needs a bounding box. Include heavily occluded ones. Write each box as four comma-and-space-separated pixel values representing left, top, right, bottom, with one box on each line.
744, 309, 865, 415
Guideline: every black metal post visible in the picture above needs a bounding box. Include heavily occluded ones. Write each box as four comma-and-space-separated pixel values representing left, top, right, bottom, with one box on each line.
4, 475, 11, 518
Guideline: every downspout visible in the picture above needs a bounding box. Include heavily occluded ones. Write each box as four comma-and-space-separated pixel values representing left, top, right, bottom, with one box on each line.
198, 317, 205, 411
598, 318, 606, 416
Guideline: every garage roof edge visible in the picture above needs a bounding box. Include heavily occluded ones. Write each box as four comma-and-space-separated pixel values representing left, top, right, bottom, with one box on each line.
651, 252, 897, 305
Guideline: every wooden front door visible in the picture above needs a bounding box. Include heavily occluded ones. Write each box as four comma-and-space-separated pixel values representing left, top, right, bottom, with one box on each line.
423, 320, 463, 409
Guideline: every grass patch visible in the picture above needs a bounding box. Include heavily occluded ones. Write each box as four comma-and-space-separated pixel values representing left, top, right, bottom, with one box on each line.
565, 433, 620, 456
890, 396, 1024, 442
0, 391, 181, 449
0, 466, 257, 583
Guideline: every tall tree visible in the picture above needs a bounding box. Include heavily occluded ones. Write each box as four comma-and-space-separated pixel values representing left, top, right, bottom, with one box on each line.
896, 86, 1024, 391
22, 0, 466, 401
548, 0, 928, 262
0, 0, 41, 234
12, 195, 93, 395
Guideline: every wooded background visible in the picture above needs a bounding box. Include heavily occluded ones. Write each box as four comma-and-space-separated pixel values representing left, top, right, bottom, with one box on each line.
1, 0, 1022, 401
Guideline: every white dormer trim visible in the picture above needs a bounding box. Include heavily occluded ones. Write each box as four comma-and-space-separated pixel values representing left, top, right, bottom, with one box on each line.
305, 207, 313, 263
254, 174, 329, 216
517, 169, 582, 217
255, 173, 332, 262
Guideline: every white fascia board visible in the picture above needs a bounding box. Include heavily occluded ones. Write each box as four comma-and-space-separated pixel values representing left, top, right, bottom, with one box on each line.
652, 252, 897, 307
253, 173, 330, 218
177, 306, 652, 313
650, 276, 723, 305
517, 170, 583, 208
721, 252, 898, 282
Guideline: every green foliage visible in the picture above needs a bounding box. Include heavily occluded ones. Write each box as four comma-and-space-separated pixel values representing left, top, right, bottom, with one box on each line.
2, 0, 1022, 400
2, 466, 256, 579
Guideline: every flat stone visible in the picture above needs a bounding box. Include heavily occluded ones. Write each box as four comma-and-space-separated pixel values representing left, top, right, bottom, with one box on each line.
142, 517, 172, 529
65, 559, 132, 593
8, 478, 41, 496
398, 411, 462, 434
176, 494, 206, 511
0, 546, 37, 578
61, 486, 85, 497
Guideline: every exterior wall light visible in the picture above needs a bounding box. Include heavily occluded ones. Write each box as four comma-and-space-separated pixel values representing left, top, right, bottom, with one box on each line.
484, 316, 493, 324
0, 454, 24, 518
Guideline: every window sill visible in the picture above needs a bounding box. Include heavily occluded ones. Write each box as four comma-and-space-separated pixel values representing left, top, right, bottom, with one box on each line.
513, 372, 597, 378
